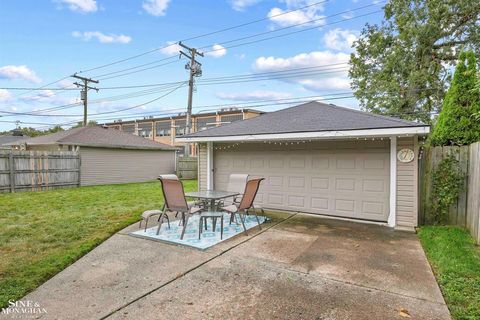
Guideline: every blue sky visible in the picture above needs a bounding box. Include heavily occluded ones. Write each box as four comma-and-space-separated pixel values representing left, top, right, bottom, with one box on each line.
0, 0, 385, 131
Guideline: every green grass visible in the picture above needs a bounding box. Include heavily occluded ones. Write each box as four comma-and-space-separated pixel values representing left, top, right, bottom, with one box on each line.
0, 180, 197, 307
418, 226, 480, 320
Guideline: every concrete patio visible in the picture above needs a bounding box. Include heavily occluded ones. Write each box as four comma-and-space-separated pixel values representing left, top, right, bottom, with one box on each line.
9, 212, 451, 320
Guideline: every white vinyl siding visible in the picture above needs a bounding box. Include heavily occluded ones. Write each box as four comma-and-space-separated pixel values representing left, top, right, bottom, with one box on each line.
395, 137, 418, 229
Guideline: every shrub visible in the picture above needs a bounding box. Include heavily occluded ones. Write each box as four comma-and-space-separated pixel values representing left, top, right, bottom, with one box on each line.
430, 155, 465, 224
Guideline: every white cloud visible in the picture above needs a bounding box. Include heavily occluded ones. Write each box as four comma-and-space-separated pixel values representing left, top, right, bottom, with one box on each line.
268, 0, 326, 27
206, 44, 227, 58
341, 10, 354, 19
298, 77, 351, 90
253, 51, 350, 71
72, 31, 132, 44
216, 90, 291, 101
230, 0, 262, 11
0, 65, 41, 83
21, 90, 56, 102
0, 89, 12, 102
323, 28, 359, 51
159, 41, 181, 56
55, 0, 97, 13
142, 0, 171, 16
253, 51, 351, 91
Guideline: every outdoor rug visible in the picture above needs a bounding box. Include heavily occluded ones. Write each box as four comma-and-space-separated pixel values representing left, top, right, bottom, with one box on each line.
130, 213, 268, 250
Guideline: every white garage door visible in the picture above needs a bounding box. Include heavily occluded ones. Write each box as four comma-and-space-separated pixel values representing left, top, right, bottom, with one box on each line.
214, 140, 390, 222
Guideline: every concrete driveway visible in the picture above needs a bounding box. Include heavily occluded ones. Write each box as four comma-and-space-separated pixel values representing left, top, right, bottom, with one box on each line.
8, 212, 451, 320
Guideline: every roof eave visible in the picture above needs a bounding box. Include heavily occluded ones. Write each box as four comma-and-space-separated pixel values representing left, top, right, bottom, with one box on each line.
72, 143, 177, 151
176, 126, 431, 143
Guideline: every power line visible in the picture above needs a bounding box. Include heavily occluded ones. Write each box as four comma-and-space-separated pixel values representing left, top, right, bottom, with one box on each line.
93, 3, 381, 82
76, 0, 329, 75
202, 9, 383, 56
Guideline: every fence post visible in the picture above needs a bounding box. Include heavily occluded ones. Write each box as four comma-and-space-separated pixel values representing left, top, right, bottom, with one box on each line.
8, 151, 15, 193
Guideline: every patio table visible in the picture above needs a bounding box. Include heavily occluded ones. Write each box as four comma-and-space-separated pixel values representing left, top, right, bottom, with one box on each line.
185, 190, 239, 211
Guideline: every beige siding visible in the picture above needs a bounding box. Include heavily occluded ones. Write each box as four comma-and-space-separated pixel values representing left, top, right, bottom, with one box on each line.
198, 143, 207, 191
396, 137, 418, 230
79, 147, 175, 186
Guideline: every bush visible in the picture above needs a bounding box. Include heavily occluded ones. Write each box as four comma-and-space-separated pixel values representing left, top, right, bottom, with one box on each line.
430, 155, 465, 224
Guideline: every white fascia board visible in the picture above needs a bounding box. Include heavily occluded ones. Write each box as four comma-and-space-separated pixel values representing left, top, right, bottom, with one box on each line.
176, 126, 430, 143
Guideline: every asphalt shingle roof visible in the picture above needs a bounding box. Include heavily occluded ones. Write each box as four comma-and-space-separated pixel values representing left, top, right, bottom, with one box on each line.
8, 126, 176, 150
0, 135, 30, 145
184, 101, 427, 138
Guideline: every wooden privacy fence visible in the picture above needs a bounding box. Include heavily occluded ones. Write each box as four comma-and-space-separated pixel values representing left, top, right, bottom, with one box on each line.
176, 156, 198, 180
419, 142, 480, 244
0, 150, 80, 193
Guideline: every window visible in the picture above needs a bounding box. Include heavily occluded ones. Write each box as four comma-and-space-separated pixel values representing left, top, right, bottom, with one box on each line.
122, 124, 135, 134
138, 122, 153, 138
175, 120, 187, 136
155, 121, 171, 136
196, 116, 216, 131
221, 114, 243, 124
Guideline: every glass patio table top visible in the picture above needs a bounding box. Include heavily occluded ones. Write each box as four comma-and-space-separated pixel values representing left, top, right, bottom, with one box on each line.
185, 190, 239, 200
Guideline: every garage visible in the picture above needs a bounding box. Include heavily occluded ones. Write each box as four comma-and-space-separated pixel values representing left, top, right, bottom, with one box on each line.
214, 140, 390, 221
178, 101, 430, 230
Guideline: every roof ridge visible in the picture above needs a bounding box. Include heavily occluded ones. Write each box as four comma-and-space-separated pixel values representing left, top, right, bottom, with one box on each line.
182, 101, 314, 137
320, 102, 423, 126
56, 126, 89, 143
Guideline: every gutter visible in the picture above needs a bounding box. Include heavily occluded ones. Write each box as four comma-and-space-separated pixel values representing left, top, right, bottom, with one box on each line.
175, 126, 431, 143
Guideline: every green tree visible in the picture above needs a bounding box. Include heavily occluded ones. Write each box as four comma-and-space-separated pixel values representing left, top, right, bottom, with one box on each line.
71, 120, 98, 128
349, 0, 480, 123
430, 50, 480, 146
0, 126, 64, 137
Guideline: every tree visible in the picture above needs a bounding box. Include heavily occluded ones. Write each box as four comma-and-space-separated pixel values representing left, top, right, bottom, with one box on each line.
71, 120, 98, 128
430, 50, 480, 145
0, 126, 64, 137
349, 0, 480, 123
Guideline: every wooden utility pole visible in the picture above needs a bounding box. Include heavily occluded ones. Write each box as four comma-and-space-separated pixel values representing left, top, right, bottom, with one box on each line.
72, 73, 99, 126
179, 41, 203, 156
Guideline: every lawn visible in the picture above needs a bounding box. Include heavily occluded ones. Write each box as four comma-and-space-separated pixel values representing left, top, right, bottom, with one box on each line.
418, 226, 480, 320
0, 180, 197, 307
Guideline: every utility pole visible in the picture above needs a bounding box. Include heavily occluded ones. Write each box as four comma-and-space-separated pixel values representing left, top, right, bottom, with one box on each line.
72, 73, 99, 126
179, 41, 203, 156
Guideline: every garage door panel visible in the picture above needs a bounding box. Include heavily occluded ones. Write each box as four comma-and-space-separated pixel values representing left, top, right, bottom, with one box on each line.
214, 143, 390, 222
312, 156, 330, 169
287, 195, 306, 208
311, 177, 330, 190
268, 194, 284, 205
288, 176, 306, 188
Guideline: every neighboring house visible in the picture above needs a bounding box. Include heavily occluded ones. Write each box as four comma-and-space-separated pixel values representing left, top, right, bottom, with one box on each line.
0, 129, 29, 149
177, 101, 430, 231
103, 108, 263, 157
8, 126, 176, 186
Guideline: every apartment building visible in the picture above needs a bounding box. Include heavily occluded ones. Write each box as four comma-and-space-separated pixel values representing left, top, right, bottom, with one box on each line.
103, 108, 264, 156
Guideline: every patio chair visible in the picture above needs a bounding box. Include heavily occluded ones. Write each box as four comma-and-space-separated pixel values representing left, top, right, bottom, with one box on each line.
221, 178, 265, 236
216, 174, 249, 211
156, 176, 202, 239
158, 174, 204, 216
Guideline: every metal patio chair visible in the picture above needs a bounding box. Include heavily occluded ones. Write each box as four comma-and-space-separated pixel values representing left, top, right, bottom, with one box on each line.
156, 176, 202, 239
217, 173, 249, 211
221, 178, 265, 236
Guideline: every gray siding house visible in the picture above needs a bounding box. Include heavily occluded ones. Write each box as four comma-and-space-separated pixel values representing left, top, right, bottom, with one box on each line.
9, 126, 176, 186
177, 101, 430, 231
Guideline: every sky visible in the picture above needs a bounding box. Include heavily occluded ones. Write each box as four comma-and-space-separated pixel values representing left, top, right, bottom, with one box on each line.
0, 0, 386, 131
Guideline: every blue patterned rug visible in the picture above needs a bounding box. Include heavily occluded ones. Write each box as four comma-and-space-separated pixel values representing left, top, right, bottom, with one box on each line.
130, 213, 268, 250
